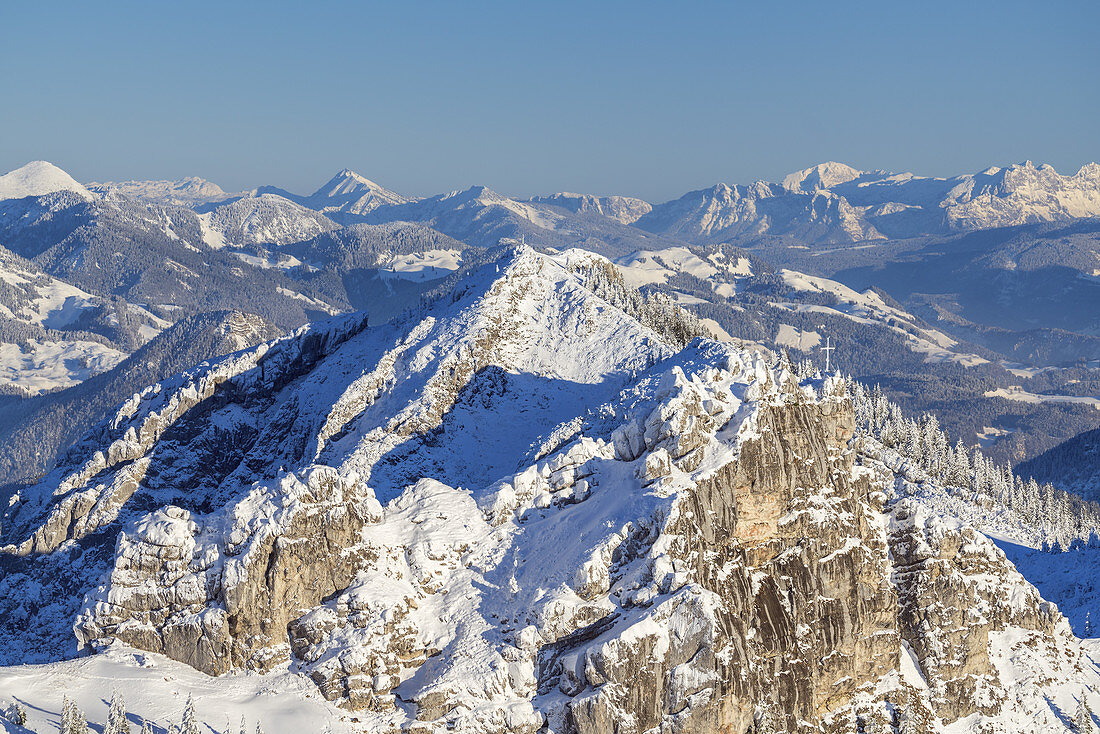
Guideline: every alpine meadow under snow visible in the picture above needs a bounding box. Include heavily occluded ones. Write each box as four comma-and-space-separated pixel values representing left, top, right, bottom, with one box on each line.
0, 156, 1099, 734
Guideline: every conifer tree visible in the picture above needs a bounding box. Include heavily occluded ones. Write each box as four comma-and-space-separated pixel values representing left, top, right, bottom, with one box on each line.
106, 690, 130, 734
1076, 693, 1094, 732
61, 697, 88, 734
181, 694, 200, 734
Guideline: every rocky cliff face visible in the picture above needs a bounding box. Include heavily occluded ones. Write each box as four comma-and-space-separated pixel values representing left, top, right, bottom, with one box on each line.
1, 247, 1096, 732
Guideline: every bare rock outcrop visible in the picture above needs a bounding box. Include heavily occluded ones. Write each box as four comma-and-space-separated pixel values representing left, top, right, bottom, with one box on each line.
76, 466, 383, 673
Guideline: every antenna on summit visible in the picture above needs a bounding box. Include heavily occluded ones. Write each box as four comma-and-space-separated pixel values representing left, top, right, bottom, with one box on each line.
820, 336, 835, 373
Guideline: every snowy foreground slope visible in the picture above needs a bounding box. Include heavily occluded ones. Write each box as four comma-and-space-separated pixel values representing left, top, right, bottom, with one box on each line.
2, 248, 1100, 733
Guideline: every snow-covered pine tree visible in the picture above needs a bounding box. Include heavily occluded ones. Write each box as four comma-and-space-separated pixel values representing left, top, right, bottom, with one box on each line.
566, 258, 706, 348
61, 697, 89, 734
255, 722, 265, 734
105, 690, 130, 734
850, 380, 1100, 546
239, 714, 248, 734
140, 718, 152, 734
7, 701, 27, 726
60, 696, 71, 734
181, 694, 200, 734
1076, 693, 1094, 732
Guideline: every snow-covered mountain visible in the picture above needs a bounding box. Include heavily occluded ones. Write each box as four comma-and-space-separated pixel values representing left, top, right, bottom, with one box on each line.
0, 164, 349, 329
0, 247, 174, 394
365, 184, 686, 256
368, 184, 567, 241
591, 244, 991, 369
86, 176, 237, 207
637, 161, 1100, 245
3, 246, 1100, 733
0, 160, 94, 202
2, 159, 1097, 476
299, 168, 411, 216
201, 193, 339, 247
526, 192, 653, 224
0, 309, 278, 485
780, 161, 871, 193
939, 161, 1100, 230
832, 161, 1100, 226
635, 180, 885, 245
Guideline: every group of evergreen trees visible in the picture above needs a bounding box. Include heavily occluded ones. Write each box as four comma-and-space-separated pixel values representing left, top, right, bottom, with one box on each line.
567, 258, 707, 348
848, 380, 1100, 548
2, 692, 272, 734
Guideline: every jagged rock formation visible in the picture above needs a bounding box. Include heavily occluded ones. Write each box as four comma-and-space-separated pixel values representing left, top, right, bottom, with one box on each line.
1, 247, 1097, 732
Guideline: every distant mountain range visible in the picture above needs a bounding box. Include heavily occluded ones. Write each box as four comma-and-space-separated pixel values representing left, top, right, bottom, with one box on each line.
79, 158, 1100, 247
0, 157, 1097, 480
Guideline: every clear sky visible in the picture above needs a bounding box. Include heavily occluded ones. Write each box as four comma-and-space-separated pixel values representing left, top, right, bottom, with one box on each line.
1, 0, 1097, 202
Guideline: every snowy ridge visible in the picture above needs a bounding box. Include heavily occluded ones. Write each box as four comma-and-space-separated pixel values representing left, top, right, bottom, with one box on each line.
941, 161, 1100, 230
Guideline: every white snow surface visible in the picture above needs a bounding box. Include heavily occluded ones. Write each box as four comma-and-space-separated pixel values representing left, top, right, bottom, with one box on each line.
775, 269, 990, 367
638, 160, 1100, 244
781, 161, 864, 193
378, 248, 465, 282
204, 194, 337, 246
0, 643, 351, 734
774, 324, 820, 351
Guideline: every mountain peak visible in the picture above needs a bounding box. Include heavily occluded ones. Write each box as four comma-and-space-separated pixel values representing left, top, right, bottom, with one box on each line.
307, 168, 408, 214
0, 160, 93, 202
781, 161, 863, 192
321, 167, 382, 193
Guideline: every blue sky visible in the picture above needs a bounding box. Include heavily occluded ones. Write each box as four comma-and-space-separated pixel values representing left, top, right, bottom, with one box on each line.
1, 1, 1097, 201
